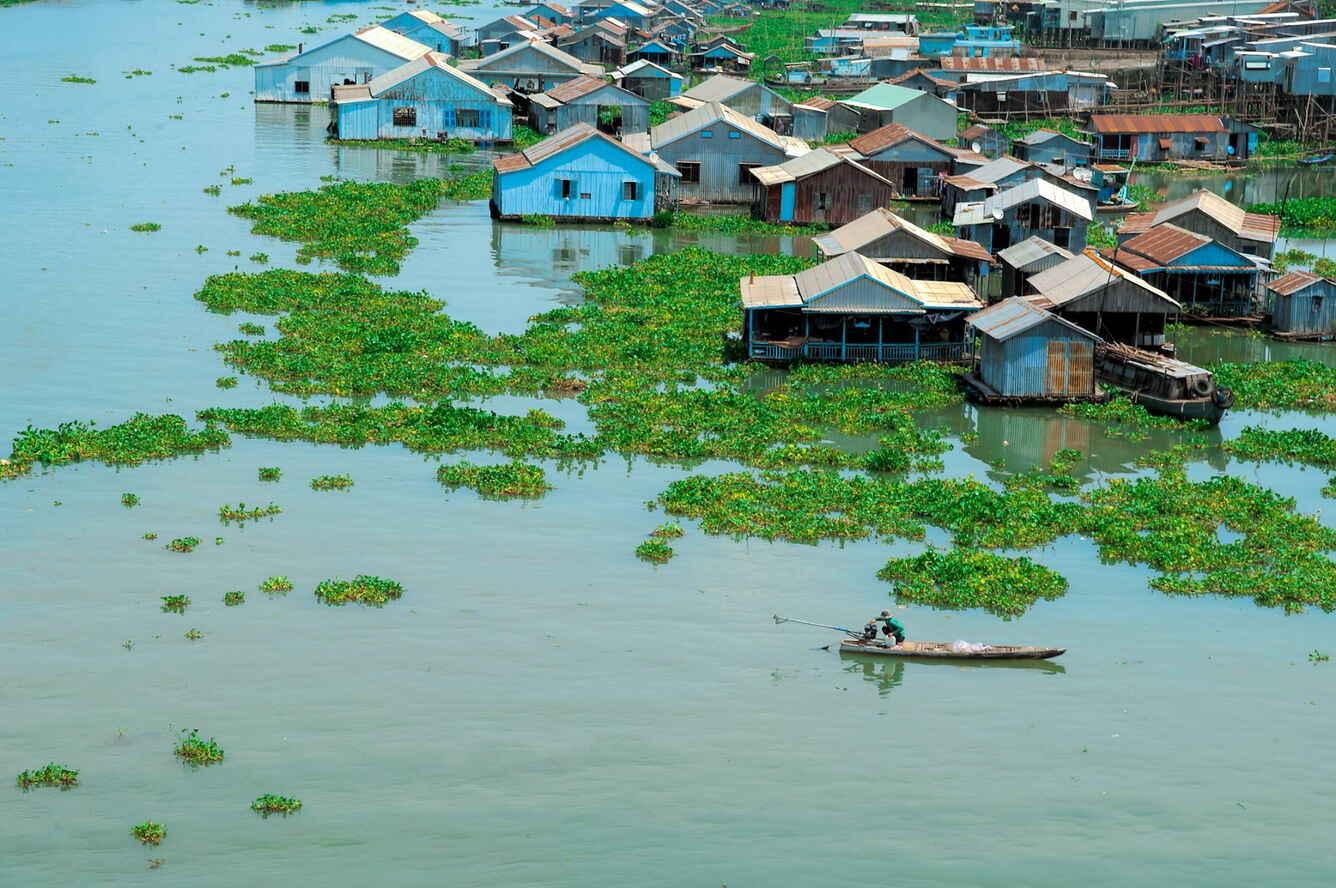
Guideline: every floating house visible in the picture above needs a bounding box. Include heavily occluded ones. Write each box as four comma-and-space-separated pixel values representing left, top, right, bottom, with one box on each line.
791, 96, 863, 142
941, 155, 1097, 216
630, 101, 808, 203
959, 124, 1008, 157
627, 38, 681, 68
997, 236, 1074, 300
749, 149, 897, 227
887, 68, 958, 98
1106, 223, 1262, 316
844, 123, 956, 198
674, 74, 794, 132
1117, 189, 1279, 259
952, 70, 1113, 115
528, 75, 650, 134
843, 13, 920, 34
1026, 250, 1180, 349
812, 207, 994, 288
526, 3, 576, 25
458, 39, 603, 93
935, 55, 1046, 80
964, 297, 1102, 402
1088, 114, 1256, 162
380, 10, 467, 56
476, 15, 541, 54
689, 39, 755, 72
840, 84, 957, 141
330, 52, 514, 143
1267, 271, 1336, 339
741, 252, 983, 363
254, 26, 432, 104
559, 25, 627, 66
586, 0, 656, 29
613, 59, 682, 99
491, 122, 679, 221
1012, 130, 1095, 166
953, 178, 1094, 255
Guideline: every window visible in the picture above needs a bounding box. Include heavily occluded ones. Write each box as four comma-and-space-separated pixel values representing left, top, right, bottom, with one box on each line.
1053, 226, 1070, 249
700, 129, 714, 139
1027, 203, 1042, 229
623, 180, 639, 200
557, 178, 574, 199
728, 131, 741, 139
816, 192, 828, 210
738, 162, 761, 185
294, 80, 310, 94
678, 161, 701, 183
1069, 10, 1077, 20
392, 107, 417, 127
1319, 67, 1332, 84
457, 108, 481, 129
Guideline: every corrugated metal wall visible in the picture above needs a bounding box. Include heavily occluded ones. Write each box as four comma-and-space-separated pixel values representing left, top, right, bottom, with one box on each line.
655, 121, 789, 203
334, 67, 513, 140
1272, 282, 1336, 334
805, 277, 920, 313
255, 38, 409, 103
980, 321, 1093, 397
558, 88, 650, 134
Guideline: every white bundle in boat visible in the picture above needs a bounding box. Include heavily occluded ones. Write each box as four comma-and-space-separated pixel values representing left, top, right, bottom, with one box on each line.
950, 640, 991, 654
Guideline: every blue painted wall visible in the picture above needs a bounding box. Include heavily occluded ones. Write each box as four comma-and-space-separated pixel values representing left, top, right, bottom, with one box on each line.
255, 35, 423, 103
380, 14, 462, 55
334, 66, 512, 142
494, 136, 660, 220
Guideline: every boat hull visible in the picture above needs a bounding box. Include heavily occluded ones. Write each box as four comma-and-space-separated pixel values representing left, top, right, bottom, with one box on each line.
839, 639, 1065, 660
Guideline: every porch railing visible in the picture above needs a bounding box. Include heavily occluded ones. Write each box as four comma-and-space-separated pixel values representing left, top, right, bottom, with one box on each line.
749, 341, 969, 362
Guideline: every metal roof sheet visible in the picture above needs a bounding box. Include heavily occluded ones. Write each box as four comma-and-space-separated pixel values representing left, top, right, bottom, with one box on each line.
996, 235, 1074, 270
1027, 251, 1180, 311
843, 82, 925, 111
1117, 222, 1209, 264
1088, 113, 1226, 134
1147, 189, 1279, 243
953, 178, 1094, 226
460, 38, 594, 75
651, 101, 806, 156
742, 252, 980, 313
812, 207, 992, 262
846, 122, 952, 158
363, 52, 504, 102
967, 296, 1100, 342
939, 56, 1045, 71
1265, 269, 1327, 296
1018, 128, 1093, 147
494, 122, 677, 175
353, 25, 436, 61
614, 59, 682, 79
682, 73, 753, 102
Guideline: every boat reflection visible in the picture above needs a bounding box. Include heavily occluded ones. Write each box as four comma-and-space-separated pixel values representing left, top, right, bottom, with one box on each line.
841, 648, 1067, 690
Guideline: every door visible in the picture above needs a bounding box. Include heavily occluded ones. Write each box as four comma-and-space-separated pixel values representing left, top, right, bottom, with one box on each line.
1047, 340, 1092, 396
902, 166, 916, 195
779, 182, 796, 222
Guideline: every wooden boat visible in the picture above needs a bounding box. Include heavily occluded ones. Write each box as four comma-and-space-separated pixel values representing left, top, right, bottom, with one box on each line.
839, 638, 1065, 660
1298, 153, 1333, 166
1094, 342, 1233, 425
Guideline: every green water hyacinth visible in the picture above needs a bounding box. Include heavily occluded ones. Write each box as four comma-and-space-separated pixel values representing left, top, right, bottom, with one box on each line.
1210, 360, 1336, 411
313, 575, 403, 607
260, 576, 293, 595
309, 473, 353, 491
16, 763, 78, 791
166, 536, 201, 553
257, 466, 281, 481
217, 501, 281, 523
1223, 427, 1336, 469
2, 413, 229, 481
131, 822, 166, 845
173, 728, 223, 765
437, 461, 551, 498
251, 794, 302, 816
161, 594, 190, 613
223, 590, 245, 606
129, 222, 160, 232
877, 549, 1069, 619
121, 492, 140, 507
635, 539, 674, 563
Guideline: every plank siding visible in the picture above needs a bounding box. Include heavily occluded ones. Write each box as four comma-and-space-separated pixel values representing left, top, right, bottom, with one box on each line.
786, 164, 895, 226
255, 36, 426, 104
492, 135, 660, 220
333, 67, 513, 142
656, 121, 790, 203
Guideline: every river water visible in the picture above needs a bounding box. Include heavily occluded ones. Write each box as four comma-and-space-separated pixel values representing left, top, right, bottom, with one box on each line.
2, 2, 1336, 885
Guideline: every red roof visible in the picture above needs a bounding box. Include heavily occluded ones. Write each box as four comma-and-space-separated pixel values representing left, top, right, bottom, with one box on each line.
1118, 223, 1209, 265
847, 122, 950, 158
1089, 114, 1225, 134
1266, 269, 1327, 296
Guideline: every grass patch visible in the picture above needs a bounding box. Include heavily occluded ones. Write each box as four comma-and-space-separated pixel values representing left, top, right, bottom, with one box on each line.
129, 222, 161, 232
173, 728, 223, 765
131, 822, 166, 846
161, 594, 190, 613
251, 794, 302, 816
436, 461, 551, 498
310, 473, 353, 491
877, 549, 1069, 619
313, 575, 403, 606
16, 764, 78, 791
260, 575, 293, 595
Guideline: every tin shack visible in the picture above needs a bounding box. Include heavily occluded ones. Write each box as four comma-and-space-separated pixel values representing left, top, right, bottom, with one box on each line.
749, 149, 896, 227
1026, 250, 1181, 349
812, 207, 993, 288
254, 26, 432, 104
964, 297, 1102, 402
1267, 271, 1336, 339
997, 236, 1074, 300
1106, 223, 1262, 317
1117, 189, 1280, 260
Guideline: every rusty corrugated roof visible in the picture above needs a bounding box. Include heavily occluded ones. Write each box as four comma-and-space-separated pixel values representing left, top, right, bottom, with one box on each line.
939, 56, 1044, 72
1089, 114, 1225, 134
1266, 270, 1325, 296
545, 74, 613, 103
967, 296, 1100, 343
847, 122, 950, 158
1119, 223, 1209, 265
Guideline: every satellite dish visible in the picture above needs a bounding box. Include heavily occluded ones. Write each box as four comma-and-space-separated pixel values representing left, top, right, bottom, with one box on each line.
991, 209, 1004, 221
1072, 167, 1093, 182
971, 140, 982, 153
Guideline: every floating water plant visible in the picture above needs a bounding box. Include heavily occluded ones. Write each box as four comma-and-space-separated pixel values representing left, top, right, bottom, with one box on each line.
166, 536, 201, 553
203, 184, 221, 196
16, 764, 78, 791
1058, 396, 1204, 440
121, 492, 140, 507
436, 461, 550, 498
231, 177, 253, 185
249, 252, 269, 264
223, 590, 245, 606
309, 473, 353, 491
129, 222, 161, 232
877, 549, 1069, 619
143, 532, 158, 540
313, 575, 403, 607
184, 628, 203, 640
61, 74, 96, 84
650, 522, 684, 539
193, 53, 254, 67
1310, 650, 1330, 663
161, 594, 190, 613
1211, 360, 1336, 411
131, 822, 166, 846
635, 539, 674, 563
1223, 427, 1336, 469
259, 576, 293, 594
251, 794, 302, 816
238, 322, 265, 336
1, 413, 227, 482
217, 501, 281, 523
257, 466, 281, 481
216, 376, 238, 389
173, 728, 223, 765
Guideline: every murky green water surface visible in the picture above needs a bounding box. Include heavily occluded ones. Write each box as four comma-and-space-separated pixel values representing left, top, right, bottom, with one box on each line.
2, 3, 1336, 885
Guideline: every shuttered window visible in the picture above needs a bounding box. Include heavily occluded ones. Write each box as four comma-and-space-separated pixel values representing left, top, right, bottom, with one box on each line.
392, 107, 417, 126
678, 161, 701, 183
457, 109, 481, 128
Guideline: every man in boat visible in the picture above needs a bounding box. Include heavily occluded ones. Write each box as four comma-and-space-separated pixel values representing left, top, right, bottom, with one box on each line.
876, 610, 906, 646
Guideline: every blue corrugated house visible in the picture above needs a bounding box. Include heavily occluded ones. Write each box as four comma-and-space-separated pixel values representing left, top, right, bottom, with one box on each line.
1109, 223, 1261, 317
1268, 271, 1336, 339
964, 297, 1101, 402
380, 10, 467, 56
254, 26, 432, 104
331, 52, 514, 143
457, 39, 603, 93
491, 122, 680, 221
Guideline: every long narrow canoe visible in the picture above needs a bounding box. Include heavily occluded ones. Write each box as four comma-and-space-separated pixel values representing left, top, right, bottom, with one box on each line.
839, 639, 1065, 660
